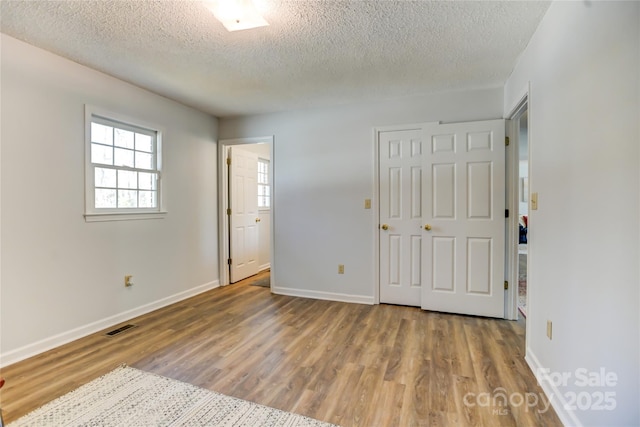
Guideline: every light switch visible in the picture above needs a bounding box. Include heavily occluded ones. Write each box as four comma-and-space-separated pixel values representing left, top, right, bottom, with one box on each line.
531, 192, 538, 210
364, 199, 372, 209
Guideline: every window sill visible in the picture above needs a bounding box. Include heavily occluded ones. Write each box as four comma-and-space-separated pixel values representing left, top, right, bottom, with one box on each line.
84, 211, 167, 223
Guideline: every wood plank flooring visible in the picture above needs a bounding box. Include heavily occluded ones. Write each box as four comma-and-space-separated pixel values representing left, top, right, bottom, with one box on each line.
0, 271, 561, 426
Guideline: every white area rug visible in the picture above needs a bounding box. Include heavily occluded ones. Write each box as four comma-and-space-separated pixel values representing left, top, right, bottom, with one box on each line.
9, 366, 337, 427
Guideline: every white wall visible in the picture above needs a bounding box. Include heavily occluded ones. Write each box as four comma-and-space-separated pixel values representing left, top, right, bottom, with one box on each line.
504, 2, 639, 426
220, 88, 503, 303
0, 35, 219, 365
242, 142, 271, 160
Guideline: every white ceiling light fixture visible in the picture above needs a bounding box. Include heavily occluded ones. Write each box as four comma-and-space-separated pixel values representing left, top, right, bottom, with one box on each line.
205, 0, 269, 32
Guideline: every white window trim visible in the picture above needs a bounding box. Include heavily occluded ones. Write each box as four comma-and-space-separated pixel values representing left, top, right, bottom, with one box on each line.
84, 105, 167, 222
257, 157, 271, 210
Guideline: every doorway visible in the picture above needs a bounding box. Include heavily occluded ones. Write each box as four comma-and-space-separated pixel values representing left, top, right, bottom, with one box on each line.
219, 136, 274, 287
505, 93, 530, 322
517, 111, 529, 318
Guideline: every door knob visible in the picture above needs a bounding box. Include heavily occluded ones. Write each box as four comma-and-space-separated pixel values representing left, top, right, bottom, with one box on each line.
424, 224, 432, 231
381, 224, 389, 230
255, 218, 261, 223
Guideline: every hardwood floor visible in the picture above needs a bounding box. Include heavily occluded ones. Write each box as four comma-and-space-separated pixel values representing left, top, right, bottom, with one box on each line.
0, 271, 561, 426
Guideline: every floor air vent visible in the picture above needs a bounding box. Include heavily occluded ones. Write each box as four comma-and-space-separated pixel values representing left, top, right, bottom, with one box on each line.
106, 324, 137, 337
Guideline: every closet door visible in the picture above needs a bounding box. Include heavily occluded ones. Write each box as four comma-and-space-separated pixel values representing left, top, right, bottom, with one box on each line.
421, 120, 505, 318
379, 128, 424, 306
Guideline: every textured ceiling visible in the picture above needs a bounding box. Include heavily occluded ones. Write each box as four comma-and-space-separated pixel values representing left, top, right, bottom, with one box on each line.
0, 1, 550, 117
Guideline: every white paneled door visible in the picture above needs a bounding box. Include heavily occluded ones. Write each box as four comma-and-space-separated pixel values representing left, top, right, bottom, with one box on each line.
229, 146, 260, 283
422, 120, 505, 317
379, 128, 424, 306
379, 120, 505, 318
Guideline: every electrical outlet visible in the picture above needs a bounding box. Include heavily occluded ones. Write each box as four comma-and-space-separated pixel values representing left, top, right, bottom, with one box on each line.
338, 264, 345, 274
125, 275, 134, 287
546, 320, 553, 340
364, 199, 372, 209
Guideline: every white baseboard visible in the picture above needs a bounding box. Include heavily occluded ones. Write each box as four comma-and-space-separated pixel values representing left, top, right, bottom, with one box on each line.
258, 263, 271, 272
271, 286, 374, 305
526, 347, 582, 427
0, 280, 219, 368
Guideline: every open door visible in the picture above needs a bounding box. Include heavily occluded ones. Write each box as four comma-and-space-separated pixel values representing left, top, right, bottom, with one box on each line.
229, 146, 260, 283
421, 119, 505, 317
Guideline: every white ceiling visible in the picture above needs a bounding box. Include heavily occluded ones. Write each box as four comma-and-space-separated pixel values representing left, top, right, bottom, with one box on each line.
0, 1, 550, 118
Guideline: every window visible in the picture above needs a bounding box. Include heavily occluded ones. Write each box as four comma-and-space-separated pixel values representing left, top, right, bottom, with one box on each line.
85, 107, 164, 221
257, 159, 270, 209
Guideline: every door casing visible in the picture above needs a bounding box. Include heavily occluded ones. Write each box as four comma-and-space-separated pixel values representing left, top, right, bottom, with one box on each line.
219, 136, 275, 287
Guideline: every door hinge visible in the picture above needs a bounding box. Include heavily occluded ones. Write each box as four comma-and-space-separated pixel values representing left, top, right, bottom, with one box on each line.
505, 209, 509, 218
227, 258, 232, 265
227, 208, 231, 215
504, 281, 509, 290
505, 136, 510, 146
226, 158, 231, 165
